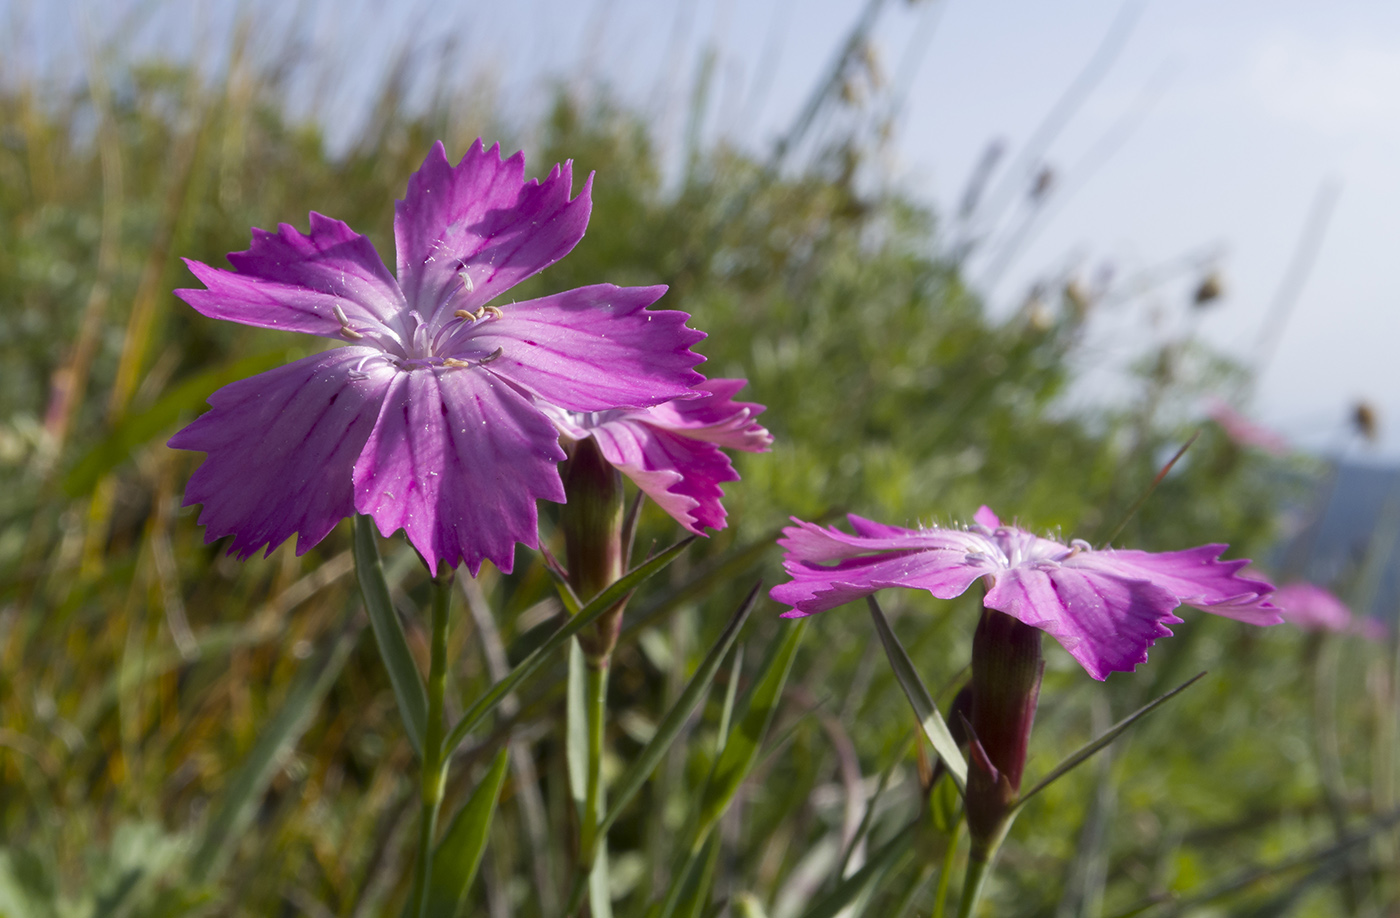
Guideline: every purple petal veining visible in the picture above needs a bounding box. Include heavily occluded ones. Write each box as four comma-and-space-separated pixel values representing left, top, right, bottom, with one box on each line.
770, 506, 1280, 680
171, 140, 705, 574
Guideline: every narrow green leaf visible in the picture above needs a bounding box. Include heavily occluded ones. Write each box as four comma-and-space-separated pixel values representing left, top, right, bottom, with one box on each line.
620, 532, 779, 644
834, 736, 911, 886
1099, 430, 1200, 548
867, 597, 967, 793
188, 621, 361, 884
696, 619, 807, 836
63, 349, 291, 497
589, 840, 615, 918
799, 820, 919, 918
599, 583, 759, 839
441, 536, 696, 757
566, 638, 589, 808
424, 747, 510, 918
1015, 672, 1207, 810
353, 514, 427, 757
714, 641, 744, 756
542, 548, 584, 616
674, 832, 721, 918
1101, 896, 1173, 918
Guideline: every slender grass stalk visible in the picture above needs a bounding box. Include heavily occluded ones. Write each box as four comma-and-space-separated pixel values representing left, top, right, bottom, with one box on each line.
930, 818, 963, 918
579, 661, 610, 879
408, 569, 454, 917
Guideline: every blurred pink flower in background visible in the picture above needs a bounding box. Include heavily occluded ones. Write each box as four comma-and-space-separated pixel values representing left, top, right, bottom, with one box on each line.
1272, 582, 1389, 641
1205, 397, 1290, 455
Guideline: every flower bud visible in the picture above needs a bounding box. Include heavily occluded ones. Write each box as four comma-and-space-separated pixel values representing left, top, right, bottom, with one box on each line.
965, 607, 1044, 860
560, 437, 626, 664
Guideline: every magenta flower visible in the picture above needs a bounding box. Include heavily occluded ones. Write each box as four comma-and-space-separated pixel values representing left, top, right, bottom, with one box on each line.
169, 140, 705, 575
770, 506, 1279, 680
1205, 397, 1289, 456
540, 379, 772, 533
1273, 582, 1388, 640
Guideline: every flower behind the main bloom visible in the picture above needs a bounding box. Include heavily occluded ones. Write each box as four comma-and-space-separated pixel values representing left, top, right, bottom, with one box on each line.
1272, 582, 1388, 641
169, 140, 706, 575
770, 506, 1280, 679
539, 379, 772, 534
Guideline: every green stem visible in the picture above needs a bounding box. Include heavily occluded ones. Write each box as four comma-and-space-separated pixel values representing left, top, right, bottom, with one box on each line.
955, 853, 992, 918
930, 817, 964, 918
579, 661, 610, 872
408, 569, 454, 917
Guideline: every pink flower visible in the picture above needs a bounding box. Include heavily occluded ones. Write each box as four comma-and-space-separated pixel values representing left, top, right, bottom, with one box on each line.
770, 506, 1279, 680
540, 379, 772, 533
1273, 582, 1389, 641
169, 141, 705, 575
1205, 397, 1289, 455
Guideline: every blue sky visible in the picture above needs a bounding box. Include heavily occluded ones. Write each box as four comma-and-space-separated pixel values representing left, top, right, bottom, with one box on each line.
9, 0, 1400, 457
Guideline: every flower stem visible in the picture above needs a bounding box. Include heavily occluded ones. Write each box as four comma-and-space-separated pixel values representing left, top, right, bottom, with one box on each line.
955, 853, 992, 918
408, 568, 454, 917
579, 659, 610, 869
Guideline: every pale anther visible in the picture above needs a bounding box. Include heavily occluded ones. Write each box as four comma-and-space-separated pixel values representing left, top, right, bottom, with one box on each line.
480, 347, 504, 364
458, 269, 474, 293
332, 304, 364, 339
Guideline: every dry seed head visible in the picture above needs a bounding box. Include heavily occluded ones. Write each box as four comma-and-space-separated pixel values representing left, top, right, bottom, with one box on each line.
1353, 401, 1379, 443
1031, 166, 1055, 202
1193, 271, 1224, 307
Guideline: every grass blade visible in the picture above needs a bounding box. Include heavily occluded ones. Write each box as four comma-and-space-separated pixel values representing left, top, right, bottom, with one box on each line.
1100, 430, 1200, 548
799, 819, 918, 918
188, 620, 361, 884
354, 514, 427, 757
1015, 672, 1207, 809
867, 597, 967, 793
64, 349, 291, 497
424, 747, 511, 918
696, 618, 807, 837
675, 833, 721, 918
566, 638, 589, 809
442, 536, 696, 757
599, 582, 760, 839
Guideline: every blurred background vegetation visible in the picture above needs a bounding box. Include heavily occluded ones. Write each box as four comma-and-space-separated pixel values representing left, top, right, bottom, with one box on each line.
1, 5, 1397, 918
